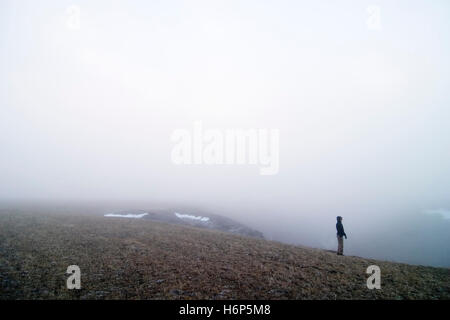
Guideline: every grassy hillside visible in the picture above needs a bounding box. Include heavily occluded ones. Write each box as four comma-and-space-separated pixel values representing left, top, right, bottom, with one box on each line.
0, 210, 449, 299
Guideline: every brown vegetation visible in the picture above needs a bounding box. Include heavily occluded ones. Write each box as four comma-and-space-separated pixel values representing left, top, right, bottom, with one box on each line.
0, 210, 448, 299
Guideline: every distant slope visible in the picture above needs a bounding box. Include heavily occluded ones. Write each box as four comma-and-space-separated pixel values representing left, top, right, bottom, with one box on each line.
0, 210, 449, 299
104, 209, 264, 239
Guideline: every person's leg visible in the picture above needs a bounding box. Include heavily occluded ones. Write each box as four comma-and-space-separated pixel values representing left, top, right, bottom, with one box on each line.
337, 236, 341, 254
337, 236, 343, 255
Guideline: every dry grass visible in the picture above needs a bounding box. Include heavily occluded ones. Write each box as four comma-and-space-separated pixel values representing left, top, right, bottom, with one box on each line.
0, 210, 449, 300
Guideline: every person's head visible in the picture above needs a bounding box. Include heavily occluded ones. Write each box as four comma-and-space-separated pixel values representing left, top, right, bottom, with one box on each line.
337, 216, 343, 222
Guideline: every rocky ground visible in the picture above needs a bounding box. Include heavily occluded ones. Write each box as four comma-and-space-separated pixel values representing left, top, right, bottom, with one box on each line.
0, 209, 449, 299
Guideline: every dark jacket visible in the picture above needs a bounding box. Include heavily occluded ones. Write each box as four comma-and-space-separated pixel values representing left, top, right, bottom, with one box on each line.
336, 221, 347, 238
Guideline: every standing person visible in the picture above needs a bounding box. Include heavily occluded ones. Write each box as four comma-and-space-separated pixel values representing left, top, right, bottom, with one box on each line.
336, 216, 347, 255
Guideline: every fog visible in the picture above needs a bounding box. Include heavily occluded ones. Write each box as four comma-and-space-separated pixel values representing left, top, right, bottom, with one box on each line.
1, 0, 450, 267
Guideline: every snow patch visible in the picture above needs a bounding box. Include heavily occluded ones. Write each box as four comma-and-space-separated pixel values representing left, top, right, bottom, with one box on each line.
175, 212, 210, 222
104, 213, 149, 219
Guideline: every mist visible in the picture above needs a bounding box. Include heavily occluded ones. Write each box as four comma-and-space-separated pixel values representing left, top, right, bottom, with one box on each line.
1, 0, 450, 267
